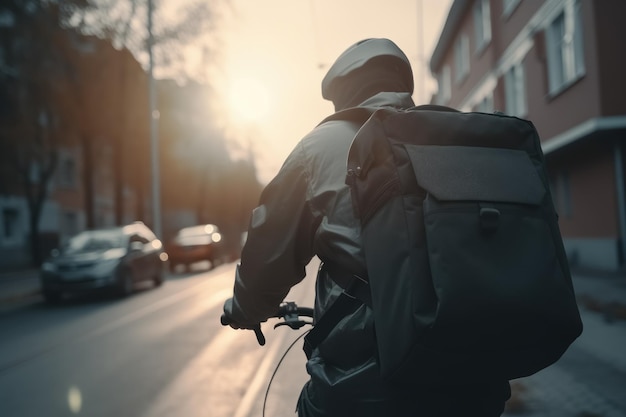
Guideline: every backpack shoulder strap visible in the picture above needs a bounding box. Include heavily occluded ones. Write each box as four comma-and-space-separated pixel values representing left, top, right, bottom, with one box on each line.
303, 262, 372, 359
409, 104, 460, 113
317, 106, 378, 126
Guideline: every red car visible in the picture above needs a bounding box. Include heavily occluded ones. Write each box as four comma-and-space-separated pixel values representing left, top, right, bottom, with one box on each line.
166, 224, 223, 272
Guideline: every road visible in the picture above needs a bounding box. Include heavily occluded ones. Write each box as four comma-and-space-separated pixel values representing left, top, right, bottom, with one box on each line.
0, 261, 316, 417
2, 260, 626, 417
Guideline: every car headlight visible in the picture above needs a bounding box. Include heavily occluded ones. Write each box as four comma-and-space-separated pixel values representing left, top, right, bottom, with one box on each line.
41, 262, 57, 273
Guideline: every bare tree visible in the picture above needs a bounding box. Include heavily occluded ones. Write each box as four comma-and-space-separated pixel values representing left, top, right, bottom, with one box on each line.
0, 0, 89, 264
68, 0, 227, 226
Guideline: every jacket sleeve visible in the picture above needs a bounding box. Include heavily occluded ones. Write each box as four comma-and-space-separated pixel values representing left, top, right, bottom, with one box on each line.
227, 141, 319, 324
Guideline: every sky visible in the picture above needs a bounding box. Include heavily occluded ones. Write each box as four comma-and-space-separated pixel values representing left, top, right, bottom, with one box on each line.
210, 0, 453, 184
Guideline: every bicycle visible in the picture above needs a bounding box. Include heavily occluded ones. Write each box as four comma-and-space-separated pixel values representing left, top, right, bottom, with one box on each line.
221, 302, 315, 417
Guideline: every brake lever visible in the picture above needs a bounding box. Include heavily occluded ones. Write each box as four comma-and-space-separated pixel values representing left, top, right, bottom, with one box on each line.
273, 320, 312, 330
253, 325, 266, 346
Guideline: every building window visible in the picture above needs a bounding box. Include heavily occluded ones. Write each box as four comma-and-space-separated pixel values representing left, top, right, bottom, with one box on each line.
438, 65, 451, 104
29, 161, 40, 183
2, 208, 19, 240
454, 34, 470, 83
0, 10, 14, 28
474, 0, 492, 53
58, 156, 77, 188
553, 171, 572, 218
504, 62, 527, 117
474, 92, 494, 113
545, 0, 585, 95
63, 211, 79, 237
503, 0, 521, 18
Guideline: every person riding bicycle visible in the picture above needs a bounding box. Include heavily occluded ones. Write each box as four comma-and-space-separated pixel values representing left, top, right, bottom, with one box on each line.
222, 38, 511, 416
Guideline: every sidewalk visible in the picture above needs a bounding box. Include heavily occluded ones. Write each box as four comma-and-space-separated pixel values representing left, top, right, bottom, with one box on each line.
0, 268, 42, 306
571, 267, 626, 321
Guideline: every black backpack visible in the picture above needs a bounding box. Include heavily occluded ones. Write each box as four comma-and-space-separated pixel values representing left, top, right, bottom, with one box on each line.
304, 105, 583, 384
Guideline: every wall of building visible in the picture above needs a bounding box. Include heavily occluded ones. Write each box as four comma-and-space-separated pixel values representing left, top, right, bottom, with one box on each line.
593, 0, 626, 116
0, 195, 60, 269
429, 0, 625, 272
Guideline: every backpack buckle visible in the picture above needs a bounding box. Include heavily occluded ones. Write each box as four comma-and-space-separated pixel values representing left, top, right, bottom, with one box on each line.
479, 206, 500, 233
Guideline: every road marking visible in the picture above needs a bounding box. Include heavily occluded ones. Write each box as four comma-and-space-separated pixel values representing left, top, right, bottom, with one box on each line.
233, 327, 289, 417
232, 268, 317, 417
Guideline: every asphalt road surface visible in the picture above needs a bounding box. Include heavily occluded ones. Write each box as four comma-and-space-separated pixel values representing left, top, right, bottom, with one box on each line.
0, 261, 316, 417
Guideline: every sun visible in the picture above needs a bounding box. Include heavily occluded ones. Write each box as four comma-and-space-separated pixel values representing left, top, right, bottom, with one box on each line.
227, 77, 271, 126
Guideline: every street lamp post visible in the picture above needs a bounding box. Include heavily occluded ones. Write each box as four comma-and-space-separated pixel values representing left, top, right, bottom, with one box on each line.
148, 0, 162, 238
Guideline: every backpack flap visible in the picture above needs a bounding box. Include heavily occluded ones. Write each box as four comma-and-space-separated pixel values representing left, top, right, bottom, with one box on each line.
405, 144, 582, 381
407, 145, 545, 205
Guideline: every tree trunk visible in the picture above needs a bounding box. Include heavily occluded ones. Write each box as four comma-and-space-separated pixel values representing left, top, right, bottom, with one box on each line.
114, 56, 128, 226
28, 202, 42, 266
82, 133, 95, 229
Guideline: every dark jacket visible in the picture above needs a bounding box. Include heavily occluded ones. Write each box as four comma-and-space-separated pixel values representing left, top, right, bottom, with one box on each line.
227, 92, 414, 325
226, 91, 510, 416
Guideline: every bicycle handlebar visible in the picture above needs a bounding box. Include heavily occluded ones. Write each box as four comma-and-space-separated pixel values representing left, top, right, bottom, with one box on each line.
220, 301, 314, 346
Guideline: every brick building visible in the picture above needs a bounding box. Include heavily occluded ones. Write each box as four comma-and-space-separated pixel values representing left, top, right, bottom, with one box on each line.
429, 0, 626, 271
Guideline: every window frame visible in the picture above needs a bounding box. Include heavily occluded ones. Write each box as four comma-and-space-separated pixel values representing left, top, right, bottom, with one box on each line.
504, 61, 527, 117
454, 34, 470, 83
474, 0, 492, 54
545, 0, 585, 96
502, 0, 521, 18
438, 65, 452, 105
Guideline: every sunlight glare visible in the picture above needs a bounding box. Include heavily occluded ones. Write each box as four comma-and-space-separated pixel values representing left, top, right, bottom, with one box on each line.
227, 77, 271, 125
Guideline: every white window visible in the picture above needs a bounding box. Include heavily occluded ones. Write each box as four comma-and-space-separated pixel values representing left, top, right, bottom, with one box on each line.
503, 0, 521, 18
474, 92, 494, 113
504, 62, 527, 117
545, 0, 585, 95
438, 65, 451, 104
474, 0, 492, 52
454, 34, 470, 83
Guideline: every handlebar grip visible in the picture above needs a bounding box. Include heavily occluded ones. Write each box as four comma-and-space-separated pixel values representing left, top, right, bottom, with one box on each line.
221, 314, 266, 346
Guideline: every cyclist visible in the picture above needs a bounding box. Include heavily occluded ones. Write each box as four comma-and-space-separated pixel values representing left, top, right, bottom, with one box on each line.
222, 38, 511, 416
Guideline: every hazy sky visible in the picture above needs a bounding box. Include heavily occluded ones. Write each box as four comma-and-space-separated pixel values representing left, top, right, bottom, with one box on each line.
211, 0, 453, 183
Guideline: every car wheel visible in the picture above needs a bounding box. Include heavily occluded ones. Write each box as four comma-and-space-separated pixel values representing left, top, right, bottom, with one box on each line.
117, 269, 134, 297
153, 267, 164, 287
207, 257, 215, 270
43, 290, 63, 304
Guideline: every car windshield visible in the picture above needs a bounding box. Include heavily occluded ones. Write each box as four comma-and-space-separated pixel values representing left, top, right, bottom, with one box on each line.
64, 230, 127, 254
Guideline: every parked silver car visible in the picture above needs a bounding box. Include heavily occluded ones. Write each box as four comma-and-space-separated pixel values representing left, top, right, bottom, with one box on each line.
40, 222, 167, 303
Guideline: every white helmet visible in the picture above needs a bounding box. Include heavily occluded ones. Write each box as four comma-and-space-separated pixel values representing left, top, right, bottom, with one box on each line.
321, 38, 414, 101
